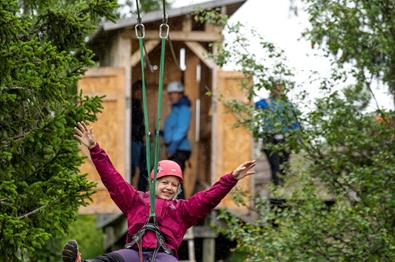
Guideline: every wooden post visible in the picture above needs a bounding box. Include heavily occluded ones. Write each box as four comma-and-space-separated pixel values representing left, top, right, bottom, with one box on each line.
202, 239, 215, 262
202, 213, 216, 262
182, 15, 192, 32
108, 30, 132, 182
184, 54, 200, 197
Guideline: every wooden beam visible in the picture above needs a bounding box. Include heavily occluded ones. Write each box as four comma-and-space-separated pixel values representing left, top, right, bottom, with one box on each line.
130, 30, 222, 42
191, 226, 217, 238
185, 41, 216, 69
130, 39, 160, 67
182, 15, 192, 32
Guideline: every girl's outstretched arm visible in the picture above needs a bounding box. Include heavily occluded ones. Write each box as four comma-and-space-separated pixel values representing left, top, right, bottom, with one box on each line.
181, 160, 256, 226
73, 122, 137, 214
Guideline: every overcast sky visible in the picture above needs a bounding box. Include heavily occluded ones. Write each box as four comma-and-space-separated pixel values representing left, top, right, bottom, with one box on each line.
173, 0, 394, 111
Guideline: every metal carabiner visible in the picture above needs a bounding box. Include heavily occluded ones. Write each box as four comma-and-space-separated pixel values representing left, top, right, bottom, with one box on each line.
135, 23, 145, 39
159, 23, 169, 39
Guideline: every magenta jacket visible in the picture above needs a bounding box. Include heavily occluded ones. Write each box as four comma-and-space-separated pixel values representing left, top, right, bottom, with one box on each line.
90, 144, 238, 257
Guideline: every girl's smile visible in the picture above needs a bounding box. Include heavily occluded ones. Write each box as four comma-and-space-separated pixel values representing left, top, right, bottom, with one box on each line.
156, 176, 180, 200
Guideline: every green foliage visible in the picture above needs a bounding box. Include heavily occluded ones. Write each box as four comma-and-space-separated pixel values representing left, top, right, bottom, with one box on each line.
0, 0, 117, 260
204, 7, 395, 262
194, 7, 229, 27
32, 215, 104, 261
121, 0, 173, 17
303, 0, 395, 101
60, 215, 104, 259
137, 0, 172, 13
225, 248, 248, 262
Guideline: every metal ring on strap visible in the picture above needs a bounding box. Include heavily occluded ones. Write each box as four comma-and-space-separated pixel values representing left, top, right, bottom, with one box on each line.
135, 23, 145, 39
159, 23, 169, 39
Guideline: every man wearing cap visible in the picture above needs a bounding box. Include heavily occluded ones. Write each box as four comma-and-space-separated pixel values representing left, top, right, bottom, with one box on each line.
163, 81, 192, 198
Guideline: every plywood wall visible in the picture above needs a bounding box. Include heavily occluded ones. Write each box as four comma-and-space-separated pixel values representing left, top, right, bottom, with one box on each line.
212, 70, 253, 215
77, 67, 125, 214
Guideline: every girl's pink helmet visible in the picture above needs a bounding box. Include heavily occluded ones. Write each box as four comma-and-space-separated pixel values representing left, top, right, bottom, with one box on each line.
150, 160, 183, 182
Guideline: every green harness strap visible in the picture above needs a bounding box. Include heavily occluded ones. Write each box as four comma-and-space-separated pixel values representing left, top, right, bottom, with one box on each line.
137, 36, 152, 200
150, 29, 168, 218
136, 20, 168, 220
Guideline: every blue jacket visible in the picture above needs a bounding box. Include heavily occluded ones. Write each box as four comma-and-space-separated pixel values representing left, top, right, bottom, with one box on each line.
255, 98, 300, 134
163, 96, 192, 155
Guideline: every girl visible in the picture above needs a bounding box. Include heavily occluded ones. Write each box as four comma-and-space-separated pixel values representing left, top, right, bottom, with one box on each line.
63, 122, 255, 262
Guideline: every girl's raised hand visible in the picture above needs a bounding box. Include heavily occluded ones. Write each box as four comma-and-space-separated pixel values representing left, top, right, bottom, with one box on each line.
232, 160, 256, 180
73, 122, 97, 149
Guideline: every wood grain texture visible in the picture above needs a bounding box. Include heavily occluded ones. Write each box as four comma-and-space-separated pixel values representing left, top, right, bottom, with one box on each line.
78, 67, 125, 214
213, 70, 253, 215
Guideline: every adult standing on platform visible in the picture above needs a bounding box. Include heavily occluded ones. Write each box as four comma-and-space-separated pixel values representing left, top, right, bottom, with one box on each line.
163, 81, 192, 198
255, 83, 301, 186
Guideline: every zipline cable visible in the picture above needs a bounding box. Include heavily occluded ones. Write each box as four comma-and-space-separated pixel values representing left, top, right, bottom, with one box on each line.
162, 0, 167, 23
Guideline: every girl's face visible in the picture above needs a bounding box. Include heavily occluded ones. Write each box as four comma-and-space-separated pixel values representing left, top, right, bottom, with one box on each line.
156, 176, 180, 200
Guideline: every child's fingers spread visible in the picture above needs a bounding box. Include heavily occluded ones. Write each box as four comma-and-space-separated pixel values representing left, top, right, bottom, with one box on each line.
73, 134, 82, 142
77, 122, 84, 131
81, 122, 89, 132
74, 127, 83, 137
245, 162, 254, 167
243, 161, 255, 168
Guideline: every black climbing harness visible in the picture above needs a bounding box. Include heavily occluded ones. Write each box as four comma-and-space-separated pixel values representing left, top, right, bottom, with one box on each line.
125, 218, 174, 260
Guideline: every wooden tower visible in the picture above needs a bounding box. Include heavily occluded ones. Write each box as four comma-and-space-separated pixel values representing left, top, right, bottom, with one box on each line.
77, 0, 253, 260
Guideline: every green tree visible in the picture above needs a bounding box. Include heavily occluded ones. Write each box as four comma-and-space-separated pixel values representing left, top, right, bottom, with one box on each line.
121, 0, 173, 17
201, 7, 395, 261
302, 0, 395, 104
0, 0, 117, 260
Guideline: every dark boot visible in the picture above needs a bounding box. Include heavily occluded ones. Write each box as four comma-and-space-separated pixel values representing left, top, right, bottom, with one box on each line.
62, 240, 79, 262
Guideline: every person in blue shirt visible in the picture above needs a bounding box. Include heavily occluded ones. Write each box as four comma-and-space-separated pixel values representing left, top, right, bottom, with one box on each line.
255, 84, 300, 185
163, 81, 192, 198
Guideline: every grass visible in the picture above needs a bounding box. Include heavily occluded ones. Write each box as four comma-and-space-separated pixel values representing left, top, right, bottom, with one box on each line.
60, 215, 104, 259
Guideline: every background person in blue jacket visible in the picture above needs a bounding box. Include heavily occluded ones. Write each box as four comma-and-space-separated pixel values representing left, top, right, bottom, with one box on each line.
255, 83, 301, 186
163, 81, 192, 198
